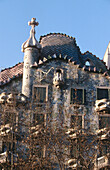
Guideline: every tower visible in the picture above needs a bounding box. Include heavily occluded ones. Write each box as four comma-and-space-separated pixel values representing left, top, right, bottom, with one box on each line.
22, 18, 41, 98
103, 42, 110, 69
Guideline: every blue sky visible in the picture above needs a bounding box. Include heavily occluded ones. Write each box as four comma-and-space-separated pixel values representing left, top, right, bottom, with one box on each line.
0, 0, 110, 69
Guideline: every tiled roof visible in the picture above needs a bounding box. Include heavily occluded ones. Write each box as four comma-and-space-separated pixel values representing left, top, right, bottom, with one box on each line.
40, 33, 83, 65
82, 52, 107, 73
0, 62, 23, 86
0, 33, 109, 86
39, 33, 107, 72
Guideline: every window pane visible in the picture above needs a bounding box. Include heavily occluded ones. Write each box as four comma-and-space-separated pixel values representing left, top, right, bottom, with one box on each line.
77, 89, 83, 104
34, 87, 46, 103
71, 115, 82, 129
70, 89, 75, 104
71, 89, 84, 104
99, 116, 110, 129
97, 89, 108, 100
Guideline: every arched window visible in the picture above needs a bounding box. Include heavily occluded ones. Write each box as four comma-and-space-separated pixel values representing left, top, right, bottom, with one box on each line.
85, 59, 94, 66
85, 61, 91, 66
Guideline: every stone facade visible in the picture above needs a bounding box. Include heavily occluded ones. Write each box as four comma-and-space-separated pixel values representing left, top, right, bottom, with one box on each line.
0, 18, 110, 169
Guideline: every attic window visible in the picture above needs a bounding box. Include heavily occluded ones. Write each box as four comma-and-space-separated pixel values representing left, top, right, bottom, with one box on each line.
85, 61, 90, 66
85, 59, 94, 66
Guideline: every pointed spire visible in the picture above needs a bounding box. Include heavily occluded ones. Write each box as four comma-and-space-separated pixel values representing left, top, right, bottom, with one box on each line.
103, 42, 110, 69
22, 18, 41, 52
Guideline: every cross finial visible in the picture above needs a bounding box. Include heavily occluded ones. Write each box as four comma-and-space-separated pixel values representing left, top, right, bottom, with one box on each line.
22, 18, 41, 52
28, 18, 39, 29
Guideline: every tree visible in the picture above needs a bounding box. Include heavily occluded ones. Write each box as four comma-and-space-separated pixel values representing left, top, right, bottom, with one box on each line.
0, 92, 109, 170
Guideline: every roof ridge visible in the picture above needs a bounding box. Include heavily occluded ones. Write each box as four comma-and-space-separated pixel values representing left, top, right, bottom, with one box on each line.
1, 62, 23, 73
39, 32, 75, 43
0, 62, 23, 86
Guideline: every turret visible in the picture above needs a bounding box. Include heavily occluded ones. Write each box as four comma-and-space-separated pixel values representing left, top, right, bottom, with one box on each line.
22, 18, 41, 98
103, 42, 110, 69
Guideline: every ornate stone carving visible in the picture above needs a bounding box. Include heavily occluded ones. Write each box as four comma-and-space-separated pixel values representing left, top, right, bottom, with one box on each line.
0, 92, 27, 103
95, 98, 110, 111
53, 69, 64, 88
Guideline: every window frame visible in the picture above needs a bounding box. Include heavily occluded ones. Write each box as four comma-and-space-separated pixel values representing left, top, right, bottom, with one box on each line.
70, 87, 86, 105
85, 59, 94, 67
70, 114, 85, 158
33, 85, 48, 103
98, 114, 110, 158
70, 114, 85, 129
98, 114, 110, 129
96, 86, 110, 100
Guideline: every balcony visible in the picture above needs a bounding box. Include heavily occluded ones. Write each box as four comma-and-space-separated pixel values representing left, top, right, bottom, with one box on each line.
95, 99, 110, 112
53, 69, 64, 88
0, 151, 7, 164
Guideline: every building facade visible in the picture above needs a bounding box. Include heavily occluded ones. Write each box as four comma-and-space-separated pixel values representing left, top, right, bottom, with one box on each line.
0, 18, 110, 169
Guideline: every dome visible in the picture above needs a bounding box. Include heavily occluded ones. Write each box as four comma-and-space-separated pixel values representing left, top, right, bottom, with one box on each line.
40, 33, 83, 65
39, 33, 107, 72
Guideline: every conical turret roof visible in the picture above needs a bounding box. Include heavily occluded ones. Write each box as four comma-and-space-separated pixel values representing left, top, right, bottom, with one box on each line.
22, 18, 41, 52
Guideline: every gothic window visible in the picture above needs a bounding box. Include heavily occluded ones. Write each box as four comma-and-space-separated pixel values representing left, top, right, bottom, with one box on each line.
33, 86, 48, 103
96, 88, 110, 100
70, 88, 86, 104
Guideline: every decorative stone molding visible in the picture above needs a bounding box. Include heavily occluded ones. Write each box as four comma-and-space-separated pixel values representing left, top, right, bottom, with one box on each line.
95, 99, 110, 111
0, 92, 27, 104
